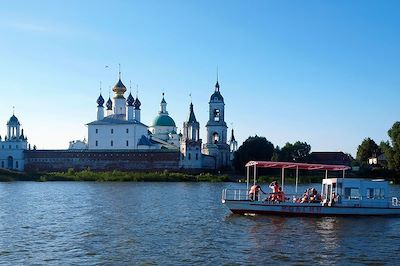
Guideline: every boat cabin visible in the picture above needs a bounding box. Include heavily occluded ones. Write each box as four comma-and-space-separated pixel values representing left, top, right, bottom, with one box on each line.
322, 178, 390, 208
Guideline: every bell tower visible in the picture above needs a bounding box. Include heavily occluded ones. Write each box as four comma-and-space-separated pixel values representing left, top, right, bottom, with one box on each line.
203, 80, 230, 169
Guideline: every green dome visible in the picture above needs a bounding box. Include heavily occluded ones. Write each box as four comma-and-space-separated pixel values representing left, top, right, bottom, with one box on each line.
152, 115, 176, 127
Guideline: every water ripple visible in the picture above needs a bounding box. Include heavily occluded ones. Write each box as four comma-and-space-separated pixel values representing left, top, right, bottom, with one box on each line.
0, 182, 400, 264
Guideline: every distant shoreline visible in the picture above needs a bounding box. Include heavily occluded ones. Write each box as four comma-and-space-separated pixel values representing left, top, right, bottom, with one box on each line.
0, 169, 231, 182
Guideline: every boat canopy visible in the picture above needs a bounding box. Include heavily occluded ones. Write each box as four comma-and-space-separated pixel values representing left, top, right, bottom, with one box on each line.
245, 161, 351, 193
245, 161, 351, 171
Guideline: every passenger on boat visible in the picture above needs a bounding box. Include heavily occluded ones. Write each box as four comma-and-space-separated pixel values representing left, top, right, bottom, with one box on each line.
268, 181, 280, 201
269, 181, 279, 193
248, 184, 265, 201
309, 188, 320, 203
276, 186, 285, 202
300, 189, 309, 203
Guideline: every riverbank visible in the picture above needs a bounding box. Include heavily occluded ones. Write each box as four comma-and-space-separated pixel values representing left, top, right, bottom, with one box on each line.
0, 168, 231, 182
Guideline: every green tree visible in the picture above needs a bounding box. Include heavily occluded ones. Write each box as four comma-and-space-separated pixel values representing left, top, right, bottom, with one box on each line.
356, 138, 380, 164
233, 135, 274, 172
278, 141, 311, 162
380, 122, 400, 171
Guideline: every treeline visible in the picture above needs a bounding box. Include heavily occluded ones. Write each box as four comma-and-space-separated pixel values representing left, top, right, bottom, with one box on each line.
355, 121, 400, 178
232, 121, 400, 182
232, 136, 312, 172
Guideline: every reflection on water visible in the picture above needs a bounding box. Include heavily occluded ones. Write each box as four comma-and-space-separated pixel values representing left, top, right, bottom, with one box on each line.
0, 182, 400, 264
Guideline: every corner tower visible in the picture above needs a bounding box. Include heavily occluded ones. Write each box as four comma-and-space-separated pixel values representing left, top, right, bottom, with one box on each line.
203, 80, 230, 169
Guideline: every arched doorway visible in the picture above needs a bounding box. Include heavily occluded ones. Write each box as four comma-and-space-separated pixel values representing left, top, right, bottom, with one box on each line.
7, 156, 13, 169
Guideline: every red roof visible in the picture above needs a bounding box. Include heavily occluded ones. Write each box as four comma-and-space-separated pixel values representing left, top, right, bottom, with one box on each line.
245, 161, 351, 171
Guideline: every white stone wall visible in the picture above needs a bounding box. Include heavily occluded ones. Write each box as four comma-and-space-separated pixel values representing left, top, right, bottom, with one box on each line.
88, 123, 148, 150
0, 140, 27, 171
180, 143, 203, 169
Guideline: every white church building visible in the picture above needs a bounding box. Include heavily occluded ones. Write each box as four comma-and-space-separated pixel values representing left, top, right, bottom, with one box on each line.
0, 73, 238, 172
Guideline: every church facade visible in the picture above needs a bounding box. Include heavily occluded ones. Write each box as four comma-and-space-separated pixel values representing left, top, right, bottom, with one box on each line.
0, 74, 237, 172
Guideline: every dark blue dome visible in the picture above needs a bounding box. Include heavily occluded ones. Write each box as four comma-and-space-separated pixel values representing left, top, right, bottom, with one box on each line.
7, 115, 20, 126
97, 94, 105, 107
106, 98, 113, 110
127, 93, 135, 106
134, 97, 141, 110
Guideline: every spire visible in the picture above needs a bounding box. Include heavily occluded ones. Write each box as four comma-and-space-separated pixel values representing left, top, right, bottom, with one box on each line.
188, 102, 197, 123
215, 66, 220, 92
161, 92, 166, 103
230, 128, 236, 142
118, 63, 121, 80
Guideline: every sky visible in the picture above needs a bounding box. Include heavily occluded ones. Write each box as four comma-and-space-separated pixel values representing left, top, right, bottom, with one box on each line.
0, 0, 399, 156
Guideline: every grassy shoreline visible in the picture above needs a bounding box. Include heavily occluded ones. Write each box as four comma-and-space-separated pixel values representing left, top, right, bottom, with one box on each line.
0, 168, 231, 182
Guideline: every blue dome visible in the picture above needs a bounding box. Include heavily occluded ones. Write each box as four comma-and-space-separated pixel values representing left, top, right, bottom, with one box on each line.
127, 93, 134, 106
97, 94, 105, 107
7, 115, 20, 126
106, 98, 113, 110
210, 91, 224, 102
134, 97, 141, 109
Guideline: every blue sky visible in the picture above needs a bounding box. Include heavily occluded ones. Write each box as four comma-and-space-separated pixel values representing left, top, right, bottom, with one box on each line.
0, 0, 399, 156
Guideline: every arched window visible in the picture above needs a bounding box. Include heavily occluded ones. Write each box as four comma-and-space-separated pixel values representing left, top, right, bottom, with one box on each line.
16, 161, 19, 169
188, 153, 191, 160
1, 161, 4, 168
111, 140, 113, 147
196, 153, 198, 160
214, 109, 220, 122
213, 132, 219, 144
7, 156, 13, 169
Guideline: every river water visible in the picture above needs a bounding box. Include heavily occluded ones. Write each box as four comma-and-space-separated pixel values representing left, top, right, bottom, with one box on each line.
0, 182, 399, 265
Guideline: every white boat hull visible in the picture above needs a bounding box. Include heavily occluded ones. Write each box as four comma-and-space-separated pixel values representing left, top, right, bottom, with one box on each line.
223, 200, 400, 216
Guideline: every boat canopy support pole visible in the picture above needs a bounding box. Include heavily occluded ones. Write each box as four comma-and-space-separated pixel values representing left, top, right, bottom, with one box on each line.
246, 166, 250, 191
295, 166, 299, 194
254, 165, 257, 185
325, 170, 328, 179
281, 168, 285, 192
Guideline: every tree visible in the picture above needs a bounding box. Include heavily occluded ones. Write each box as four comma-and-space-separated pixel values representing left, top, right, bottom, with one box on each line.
380, 122, 400, 171
356, 137, 380, 164
278, 141, 311, 162
232, 135, 274, 172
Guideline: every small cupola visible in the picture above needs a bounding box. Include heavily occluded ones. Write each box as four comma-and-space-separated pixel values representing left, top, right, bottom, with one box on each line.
127, 93, 135, 106
106, 97, 113, 110
134, 97, 141, 110
97, 94, 105, 107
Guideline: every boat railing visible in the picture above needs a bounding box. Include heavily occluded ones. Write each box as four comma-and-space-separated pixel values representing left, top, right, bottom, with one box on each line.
222, 189, 250, 201
222, 189, 301, 203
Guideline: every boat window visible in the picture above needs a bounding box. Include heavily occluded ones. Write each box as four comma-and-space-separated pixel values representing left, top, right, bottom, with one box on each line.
367, 188, 385, 199
344, 187, 360, 200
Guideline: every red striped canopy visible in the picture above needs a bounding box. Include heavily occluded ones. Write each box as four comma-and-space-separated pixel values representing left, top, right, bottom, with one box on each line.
245, 161, 351, 171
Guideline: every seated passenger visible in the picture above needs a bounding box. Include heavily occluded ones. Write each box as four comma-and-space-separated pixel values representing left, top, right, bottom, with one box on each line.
277, 186, 285, 202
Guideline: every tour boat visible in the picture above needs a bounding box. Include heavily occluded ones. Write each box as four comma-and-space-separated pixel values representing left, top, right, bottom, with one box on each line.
222, 161, 400, 216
